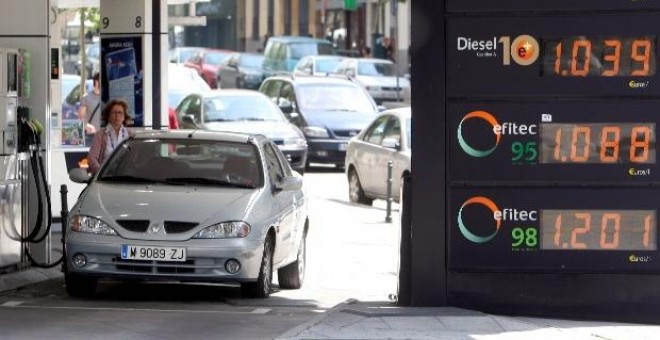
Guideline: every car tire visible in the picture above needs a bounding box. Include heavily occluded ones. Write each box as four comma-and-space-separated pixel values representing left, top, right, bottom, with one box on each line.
65, 273, 97, 297
349, 169, 373, 206
278, 231, 306, 289
241, 235, 273, 298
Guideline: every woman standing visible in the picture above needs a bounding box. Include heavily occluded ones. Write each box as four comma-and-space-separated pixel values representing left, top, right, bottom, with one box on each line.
87, 99, 131, 174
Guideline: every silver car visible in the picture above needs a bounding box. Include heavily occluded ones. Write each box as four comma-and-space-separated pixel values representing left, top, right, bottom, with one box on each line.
345, 107, 411, 205
334, 58, 411, 104
66, 130, 308, 298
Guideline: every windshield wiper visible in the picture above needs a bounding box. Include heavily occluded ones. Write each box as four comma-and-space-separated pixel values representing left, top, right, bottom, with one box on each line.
99, 175, 185, 185
164, 177, 256, 188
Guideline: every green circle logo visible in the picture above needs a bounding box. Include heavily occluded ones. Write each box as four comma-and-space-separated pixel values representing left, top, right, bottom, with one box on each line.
458, 196, 501, 243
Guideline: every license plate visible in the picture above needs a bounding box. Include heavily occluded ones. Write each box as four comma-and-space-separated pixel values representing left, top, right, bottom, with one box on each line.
121, 245, 186, 262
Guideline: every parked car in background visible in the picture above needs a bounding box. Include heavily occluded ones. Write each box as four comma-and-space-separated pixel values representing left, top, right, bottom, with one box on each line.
259, 75, 378, 168
175, 89, 308, 173
216, 52, 265, 89
184, 48, 234, 88
345, 107, 411, 205
262, 36, 333, 79
167, 63, 211, 109
293, 55, 345, 76
168, 46, 205, 64
66, 130, 309, 298
62, 77, 94, 120
334, 58, 411, 104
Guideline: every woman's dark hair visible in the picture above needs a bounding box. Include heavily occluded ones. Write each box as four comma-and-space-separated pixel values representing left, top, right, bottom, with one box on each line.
101, 99, 131, 127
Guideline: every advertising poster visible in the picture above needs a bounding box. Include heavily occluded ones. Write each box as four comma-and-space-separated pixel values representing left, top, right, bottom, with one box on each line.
61, 120, 84, 146
101, 36, 143, 127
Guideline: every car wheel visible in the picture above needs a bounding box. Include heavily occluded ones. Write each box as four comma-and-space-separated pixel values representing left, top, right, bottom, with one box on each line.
349, 169, 373, 206
241, 235, 273, 298
278, 231, 306, 289
65, 273, 97, 297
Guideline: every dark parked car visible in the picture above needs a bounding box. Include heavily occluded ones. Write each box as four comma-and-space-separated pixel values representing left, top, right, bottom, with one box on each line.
175, 89, 308, 173
259, 75, 379, 168
216, 52, 265, 89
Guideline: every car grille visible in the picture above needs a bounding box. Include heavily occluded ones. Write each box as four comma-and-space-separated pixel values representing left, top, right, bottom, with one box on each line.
333, 129, 361, 139
164, 221, 199, 234
114, 257, 196, 274
116, 220, 150, 232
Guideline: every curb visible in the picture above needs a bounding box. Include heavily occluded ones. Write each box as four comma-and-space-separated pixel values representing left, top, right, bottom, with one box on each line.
275, 298, 358, 340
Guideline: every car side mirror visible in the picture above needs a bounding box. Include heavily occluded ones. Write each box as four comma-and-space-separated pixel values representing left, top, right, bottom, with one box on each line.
377, 105, 387, 112
69, 167, 92, 184
277, 98, 294, 114
346, 70, 355, 77
181, 114, 198, 128
304, 66, 312, 74
382, 138, 401, 150
275, 176, 303, 192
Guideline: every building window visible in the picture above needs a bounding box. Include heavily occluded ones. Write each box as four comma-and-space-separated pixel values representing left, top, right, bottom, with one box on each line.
299, 0, 309, 36
252, 0, 259, 40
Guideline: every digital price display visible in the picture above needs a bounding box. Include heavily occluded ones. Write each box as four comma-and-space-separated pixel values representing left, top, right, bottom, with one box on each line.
539, 123, 655, 164
542, 36, 656, 77
448, 101, 660, 182
449, 188, 660, 272
447, 15, 660, 97
541, 210, 655, 251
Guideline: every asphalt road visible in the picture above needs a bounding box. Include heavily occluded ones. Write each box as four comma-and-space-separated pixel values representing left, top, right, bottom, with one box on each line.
0, 168, 400, 339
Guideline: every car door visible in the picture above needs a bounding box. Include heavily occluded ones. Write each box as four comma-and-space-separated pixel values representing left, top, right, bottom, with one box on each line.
372, 116, 402, 198
263, 142, 295, 265
358, 115, 391, 193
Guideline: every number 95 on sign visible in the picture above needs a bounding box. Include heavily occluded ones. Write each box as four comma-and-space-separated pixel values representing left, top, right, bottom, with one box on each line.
121, 245, 186, 262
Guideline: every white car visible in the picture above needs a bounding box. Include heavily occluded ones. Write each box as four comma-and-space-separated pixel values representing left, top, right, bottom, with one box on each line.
334, 58, 411, 104
66, 130, 308, 298
345, 107, 411, 205
168, 63, 211, 108
293, 55, 345, 76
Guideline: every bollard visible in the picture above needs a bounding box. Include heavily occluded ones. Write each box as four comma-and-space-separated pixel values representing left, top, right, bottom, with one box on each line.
397, 173, 412, 306
60, 185, 68, 272
385, 161, 393, 223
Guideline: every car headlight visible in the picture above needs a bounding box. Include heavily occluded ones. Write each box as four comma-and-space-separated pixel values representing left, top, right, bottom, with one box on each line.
283, 137, 307, 147
69, 215, 118, 236
192, 221, 251, 239
303, 126, 329, 138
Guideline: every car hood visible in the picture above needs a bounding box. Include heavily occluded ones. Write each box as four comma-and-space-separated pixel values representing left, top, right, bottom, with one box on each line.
77, 182, 261, 239
302, 109, 377, 131
202, 121, 302, 140
358, 76, 410, 88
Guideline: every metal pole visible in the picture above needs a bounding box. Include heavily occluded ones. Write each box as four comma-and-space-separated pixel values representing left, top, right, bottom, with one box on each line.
397, 173, 412, 306
385, 160, 393, 223
60, 184, 68, 272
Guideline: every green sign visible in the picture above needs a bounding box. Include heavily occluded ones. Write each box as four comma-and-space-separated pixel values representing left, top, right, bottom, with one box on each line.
345, 0, 357, 11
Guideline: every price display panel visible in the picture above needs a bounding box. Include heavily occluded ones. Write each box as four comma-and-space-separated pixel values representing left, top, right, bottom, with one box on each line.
447, 15, 660, 97
448, 0, 660, 12
449, 187, 659, 272
449, 101, 660, 182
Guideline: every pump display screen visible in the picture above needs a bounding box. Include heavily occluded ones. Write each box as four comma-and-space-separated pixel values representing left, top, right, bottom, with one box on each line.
541, 36, 656, 77
539, 123, 655, 164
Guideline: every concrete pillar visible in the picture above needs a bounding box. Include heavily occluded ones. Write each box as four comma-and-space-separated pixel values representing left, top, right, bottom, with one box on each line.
308, 1, 317, 38
274, 0, 285, 36
100, 0, 167, 129
259, 0, 268, 39
291, 0, 300, 36
246, 0, 254, 41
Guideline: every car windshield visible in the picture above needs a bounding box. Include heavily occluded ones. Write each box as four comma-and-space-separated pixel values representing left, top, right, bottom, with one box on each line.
87, 44, 100, 59
98, 139, 263, 188
179, 49, 199, 63
290, 42, 332, 59
358, 61, 397, 76
203, 94, 285, 122
204, 52, 231, 65
240, 55, 264, 68
315, 59, 342, 73
297, 84, 376, 112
